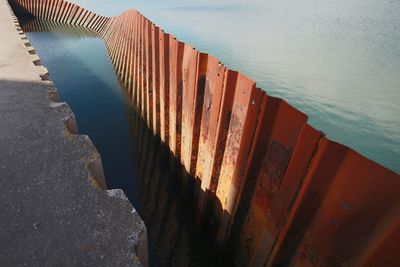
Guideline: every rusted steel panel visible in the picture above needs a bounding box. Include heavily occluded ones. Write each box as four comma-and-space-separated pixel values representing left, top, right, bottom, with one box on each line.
61, 2, 72, 23
114, 15, 125, 75
115, 15, 127, 71
131, 12, 139, 103
202, 69, 237, 194
110, 15, 124, 68
134, 13, 141, 106
47, 0, 53, 20
87, 10, 100, 29
28, 0, 33, 16
120, 14, 130, 78
48, 0, 56, 21
36, 0, 41, 18
103, 16, 115, 46
98, 17, 109, 34
138, 15, 144, 116
269, 139, 400, 267
49, 0, 59, 21
29, 0, 33, 16
135, 13, 141, 106
90, 14, 101, 31
34, 0, 39, 17
356, 219, 400, 267
35, 0, 42, 18
34, 0, 39, 18
134, 13, 141, 102
145, 19, 153, 131
33, 0, 38, 16
168, 38, 184, 158
127, 13, 135, 96
68, 4, 77, 24
168, 36, 178, 153
109, 16, 118, 63
79, 10, 89, 27
59, 1, 70, 23
103, 17, 116, 50
181, 44, 199, 173
83, 12, 94, 29
55, 0, 66, 22
76, 10, 87, 26
123, 12, 133, 86
195, 55, 226, 184
158, 31, 170, 144
213, 75, 265, 250
228, 97, 312, 266
49, 0, 57, 21
71, 7, 83, 25
253, 98, 308, 216
42, 0, 49, 20
47, 0, 60, 21
268, 124, 323, 234
40, 0, 48, 19
128, 12, 135, 88
44, 0, 49, 18
138, 14, 144, 110
121, 14, 131, 84
67, 5, 77, 24
151, 25, 160, 137
119, 14, 129, 74
189, 53, 208, 177
62, 3, 73, 24
45, 0, 51, 19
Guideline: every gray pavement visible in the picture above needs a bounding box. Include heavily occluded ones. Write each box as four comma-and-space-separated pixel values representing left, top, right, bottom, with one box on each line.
0, 1, 148, 266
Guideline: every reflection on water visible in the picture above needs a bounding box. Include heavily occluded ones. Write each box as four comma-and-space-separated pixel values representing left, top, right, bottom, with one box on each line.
71, 0, 400, 173
20, 18, 219, 267
20, 17, 97, 38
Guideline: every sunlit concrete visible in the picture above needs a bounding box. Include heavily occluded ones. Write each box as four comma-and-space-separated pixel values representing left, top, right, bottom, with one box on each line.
0, 0, 147, 266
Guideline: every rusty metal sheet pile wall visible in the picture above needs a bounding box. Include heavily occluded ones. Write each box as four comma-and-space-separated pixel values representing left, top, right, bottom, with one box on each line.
10, 0, 109, 33
12, 1, 400, 266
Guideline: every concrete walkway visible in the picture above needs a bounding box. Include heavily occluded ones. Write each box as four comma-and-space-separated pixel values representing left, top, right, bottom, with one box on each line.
0, 1, 147, 266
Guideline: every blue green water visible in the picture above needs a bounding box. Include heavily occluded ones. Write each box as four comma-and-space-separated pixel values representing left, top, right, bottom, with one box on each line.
71, 0, 399, 173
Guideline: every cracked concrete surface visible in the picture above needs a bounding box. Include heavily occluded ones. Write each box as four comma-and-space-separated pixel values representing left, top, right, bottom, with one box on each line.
0, 0, 148, 266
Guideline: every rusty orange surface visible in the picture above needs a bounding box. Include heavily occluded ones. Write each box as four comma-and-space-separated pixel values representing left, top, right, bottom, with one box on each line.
151, 25, 160, 137
270, 138, 400, 267
145, 20, 153, 131
214, 75, 265, 251
159, 31, 170, 145
181, 44, 199, 173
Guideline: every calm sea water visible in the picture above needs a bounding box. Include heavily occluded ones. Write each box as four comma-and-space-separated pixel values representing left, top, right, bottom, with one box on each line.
69, 0, 399, 173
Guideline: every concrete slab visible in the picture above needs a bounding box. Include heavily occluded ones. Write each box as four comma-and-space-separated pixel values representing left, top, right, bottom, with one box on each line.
0, 0, 148, 266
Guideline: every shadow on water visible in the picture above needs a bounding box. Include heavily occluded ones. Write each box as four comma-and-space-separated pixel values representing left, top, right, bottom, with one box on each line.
17, 16, 232, 267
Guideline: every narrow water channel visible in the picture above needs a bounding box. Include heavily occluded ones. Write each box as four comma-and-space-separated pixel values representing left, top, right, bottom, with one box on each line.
20, 17, 218, 267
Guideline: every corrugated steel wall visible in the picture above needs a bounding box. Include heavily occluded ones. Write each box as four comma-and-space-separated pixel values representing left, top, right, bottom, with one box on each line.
11, 1, 400, 266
